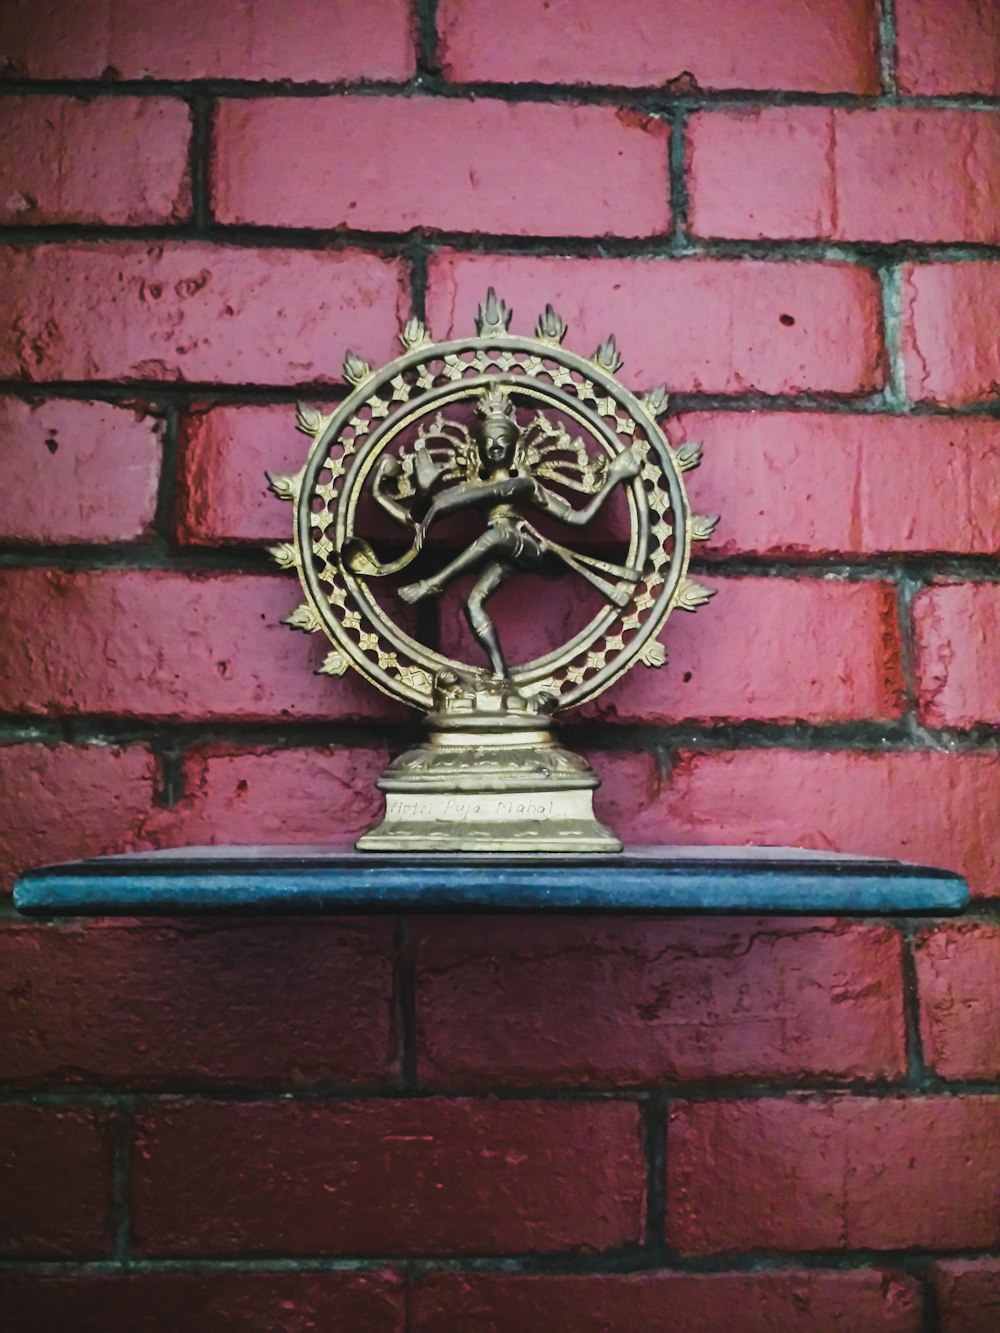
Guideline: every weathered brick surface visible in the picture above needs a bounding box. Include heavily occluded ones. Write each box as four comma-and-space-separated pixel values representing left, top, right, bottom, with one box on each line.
902, 263, 1000, 407
0, 918, 397, 1088
0, 96, 191, 225
1, 0, 998, 1302
438, 0, 878, 92
0, 1104, 115, 1257
915, 923, 1000, 1081
0, 743, 157, 893
175, 402, 319, 545
414, 918, 905, 1087
213, 97, 670, 236
933, 1261, 1000, 1333
0, 244, 407, 384
668, 1096, 1000, 1252
426, 252, 885, 395
896, 0, 1000, 97
0, 1271, 406, 1333
0, 0, 414, 82
144, 745, 390, 849
0, 569, 406, 722
412, 1269, 922, 1332
913, 582, 1000, 728
688, 108, 1000, 243
131, 1099, 645, 1255
668, 412, 1000, 558
0, 397, 161, 543
587, 577, 902, 725
603, 748, 1000, 898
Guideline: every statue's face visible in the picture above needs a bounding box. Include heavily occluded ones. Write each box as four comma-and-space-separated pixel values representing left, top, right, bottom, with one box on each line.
479, 420, 516, 466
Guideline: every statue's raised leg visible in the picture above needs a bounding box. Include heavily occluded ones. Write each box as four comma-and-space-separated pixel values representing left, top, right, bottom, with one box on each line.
398, 528, 510, 604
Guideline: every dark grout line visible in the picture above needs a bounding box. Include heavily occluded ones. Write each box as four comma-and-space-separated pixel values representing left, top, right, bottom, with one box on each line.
153, 744, 186, 809
5, 1079, 1000, 1105
407, 240, 429, 322
877, 0, 900, 101
878, 263, 910, 410
900, 923, 931, 1091
921, 1262, 942, 1333
403, 1257, 417, 1333
5, 715, 1000, 757
111, 1102, 136, 1267
0, 381, 997, 422
188, 91, 213, 230
0, 1249, 995, 1277
894, 570, 924, 721
151, 401, 181, 550
1, 76, 999, 111
414, 0, 441, 87
3, 221, 1000, 267
0, 382, 353, 406
643, 1090, 668, 1256
668, 108, 690, 246
396, 916, 418, 1089
8, 545, 1000, 582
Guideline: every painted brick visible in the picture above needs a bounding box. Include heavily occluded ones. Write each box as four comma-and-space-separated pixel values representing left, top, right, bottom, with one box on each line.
585, 748, 669, 845
0, 243, 407, 384
688, 107, 1000, 243
0, 569, 408, 722
143, 745, 390, 851
902, 263, 1000, 407
214, 97, 670, 237
176, 402, 316, 545
609, 748, 1000, 898
0, 1271, 406, 1333
0, 1104, 115, 1258
438, 0, 878, 93
668, 1095, 1000, 1252
667, 412, 1000, 558
131, 1099, 645, 1255
913, 582, 1000, 728
584, 577, 903, 726
0, 917, 396, 1088
0, 744, 157, 894
0, 0, 414, 82
933, 1261, 1000, 1333
0, 96, 191, 225
414, 918, 905, 1086
439, 574, 902, 725
896, 0, 1000, 97
426, 252, 885, 396
0, 397, 161, 543
412, 1270, 921, 1332
915, 923, 1000, 1081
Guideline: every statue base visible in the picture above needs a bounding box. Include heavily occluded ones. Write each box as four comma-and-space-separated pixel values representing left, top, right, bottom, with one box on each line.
357, 707, 620, 853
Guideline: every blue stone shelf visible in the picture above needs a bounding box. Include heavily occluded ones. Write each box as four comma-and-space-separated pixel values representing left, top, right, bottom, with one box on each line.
13, 844, 968, 916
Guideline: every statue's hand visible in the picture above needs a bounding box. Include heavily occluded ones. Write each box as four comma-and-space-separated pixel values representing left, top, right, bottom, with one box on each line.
608, 448, 641, 483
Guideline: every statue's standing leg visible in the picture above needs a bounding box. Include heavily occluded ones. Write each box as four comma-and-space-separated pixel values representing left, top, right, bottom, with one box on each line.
466, 560, 512, 679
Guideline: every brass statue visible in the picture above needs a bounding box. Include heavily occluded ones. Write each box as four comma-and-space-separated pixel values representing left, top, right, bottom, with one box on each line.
346, 383, 642, 681
268, 291, 717, 852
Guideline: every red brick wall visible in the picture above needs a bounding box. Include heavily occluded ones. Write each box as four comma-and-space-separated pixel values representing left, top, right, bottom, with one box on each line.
2, 2, 999, 1328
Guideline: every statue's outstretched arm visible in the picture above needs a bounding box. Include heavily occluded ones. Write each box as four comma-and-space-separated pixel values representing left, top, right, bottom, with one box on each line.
371, 456, 415, 531
532, 448, 640, 527
421, 474, 533, 532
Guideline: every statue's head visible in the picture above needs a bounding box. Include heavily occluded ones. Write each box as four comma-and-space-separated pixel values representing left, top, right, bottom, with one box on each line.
476, 383, 518, 466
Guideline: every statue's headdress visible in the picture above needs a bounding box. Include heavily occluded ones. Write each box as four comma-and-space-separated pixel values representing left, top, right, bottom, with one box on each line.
476, 382, 518, 443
